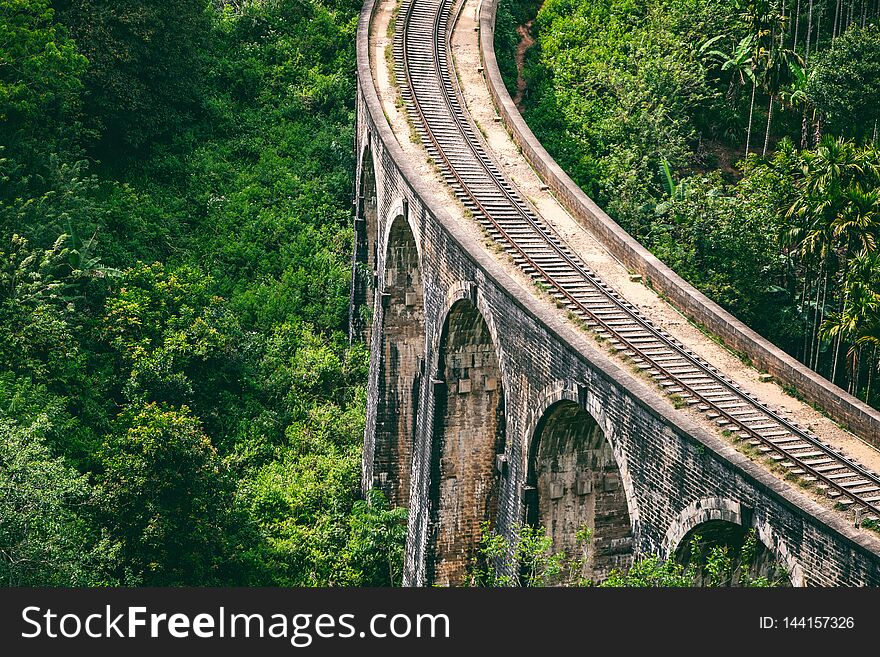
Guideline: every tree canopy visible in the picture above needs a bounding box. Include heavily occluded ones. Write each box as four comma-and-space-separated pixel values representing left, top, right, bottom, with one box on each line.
0, 0, 404, 586
503, 0, 880, 406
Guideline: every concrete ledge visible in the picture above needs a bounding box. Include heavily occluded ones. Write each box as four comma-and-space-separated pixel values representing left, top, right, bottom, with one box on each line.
477, 0, 880, 445
357, 0, 880, 567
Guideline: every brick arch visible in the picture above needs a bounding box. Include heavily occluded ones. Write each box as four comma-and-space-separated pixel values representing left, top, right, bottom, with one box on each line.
427, 295, 506, 586
380, 197, 421, 264
371, 210, 425, 509
524, 389, 635, 582
435, 281, 505, 374
663, 498, 804, 586
522, 381, 640, 535
351, 138, 380, 342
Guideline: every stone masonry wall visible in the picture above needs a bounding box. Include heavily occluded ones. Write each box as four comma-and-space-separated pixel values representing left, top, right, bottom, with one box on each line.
428, 299, 505, 585
372, 215, 425, 507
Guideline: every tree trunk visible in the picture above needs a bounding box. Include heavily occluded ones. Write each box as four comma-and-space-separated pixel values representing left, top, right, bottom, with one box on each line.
746, 79, 757, 156
831, 259, 848, 385
763, 96, 774, 156
794, 0, 802, 50
810, 264, 822, 369
814, 114, 823, 147
801, 263, 812, 362
814, 266, 828, 371
846, 346, 857, 395
833, 0, 841, 39
854, 345, 862, 397
832, 332, 842, 384
866, 346, 876, 403
801, 108, 810, 149
806, 0, 814, 64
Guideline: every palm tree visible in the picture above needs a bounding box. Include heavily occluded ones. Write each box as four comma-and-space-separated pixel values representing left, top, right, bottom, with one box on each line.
829, 185, 880, 380
832, 186, 880, 256
703, 34, 756, 102
821, 253, 880, 395
786, 137, 862, 371
736, 0, 797, 156
786, 183, 836, 369
779, 62, 812, 149
762, 49, 803, 156
846, 252, 880, 403
792, 137, 880, 382
805, 0, 814, 64
821, 294, 861, 392
833, 0, 842, 39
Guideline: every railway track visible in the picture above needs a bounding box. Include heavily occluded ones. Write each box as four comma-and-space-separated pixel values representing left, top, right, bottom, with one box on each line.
393, 0, 880, 520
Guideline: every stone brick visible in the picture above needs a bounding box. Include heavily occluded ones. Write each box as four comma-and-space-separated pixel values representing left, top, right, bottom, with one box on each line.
427, 299, 504, 586
372, 216, 424, 509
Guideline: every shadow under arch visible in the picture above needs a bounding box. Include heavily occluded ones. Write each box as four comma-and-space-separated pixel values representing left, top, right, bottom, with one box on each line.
427, 296, 506, 586
350, 139, 379, 342
525, 399, 634, 583
372, 212, 425, 508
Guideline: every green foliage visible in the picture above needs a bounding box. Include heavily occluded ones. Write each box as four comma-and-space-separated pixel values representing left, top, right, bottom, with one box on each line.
598, 531, 784, 587
343, 491, 408, 587
599, 556, 693, 587
807, 25, 880, 143
682, 529, 790, 587
523, 0, 732, 230
470, 522, 785, 587
651, 169, 793, 339
248, 470, 407, 586
54, 0, 211, 155
0, 0, 401, 586
467, 522, 580, 587
95, 402, 258, 585
0, 415, 98, 586
0, 0, 86, 159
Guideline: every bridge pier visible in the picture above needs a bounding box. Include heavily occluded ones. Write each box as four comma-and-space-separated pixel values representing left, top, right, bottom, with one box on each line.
426, 295, 506, 585
371, 208, 425, 508
350, 140, 379, 344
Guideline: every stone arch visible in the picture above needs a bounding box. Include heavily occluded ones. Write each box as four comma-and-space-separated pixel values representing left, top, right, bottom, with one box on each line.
380, 197, 420, 263
525, 395, 634, 583
663, 498, 802, 586
372, 210, 425, 508
428, 295, 506, 586
350, 139, 379, 342
522, 381, 640, 537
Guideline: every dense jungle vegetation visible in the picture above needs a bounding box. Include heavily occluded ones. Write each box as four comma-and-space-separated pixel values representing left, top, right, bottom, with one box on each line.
498, 0, 880, 407
0, 0, 410, 586
0, 0, 864, 588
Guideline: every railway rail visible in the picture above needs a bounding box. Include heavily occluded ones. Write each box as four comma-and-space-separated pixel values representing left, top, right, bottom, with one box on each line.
393, 0, 880, 519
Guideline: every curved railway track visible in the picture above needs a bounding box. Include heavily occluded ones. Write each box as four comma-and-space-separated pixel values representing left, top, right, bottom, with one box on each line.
393, 0, 880, 520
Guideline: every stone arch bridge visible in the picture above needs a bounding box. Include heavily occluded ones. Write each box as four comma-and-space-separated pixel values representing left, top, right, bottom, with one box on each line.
352, 0, 880, 586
